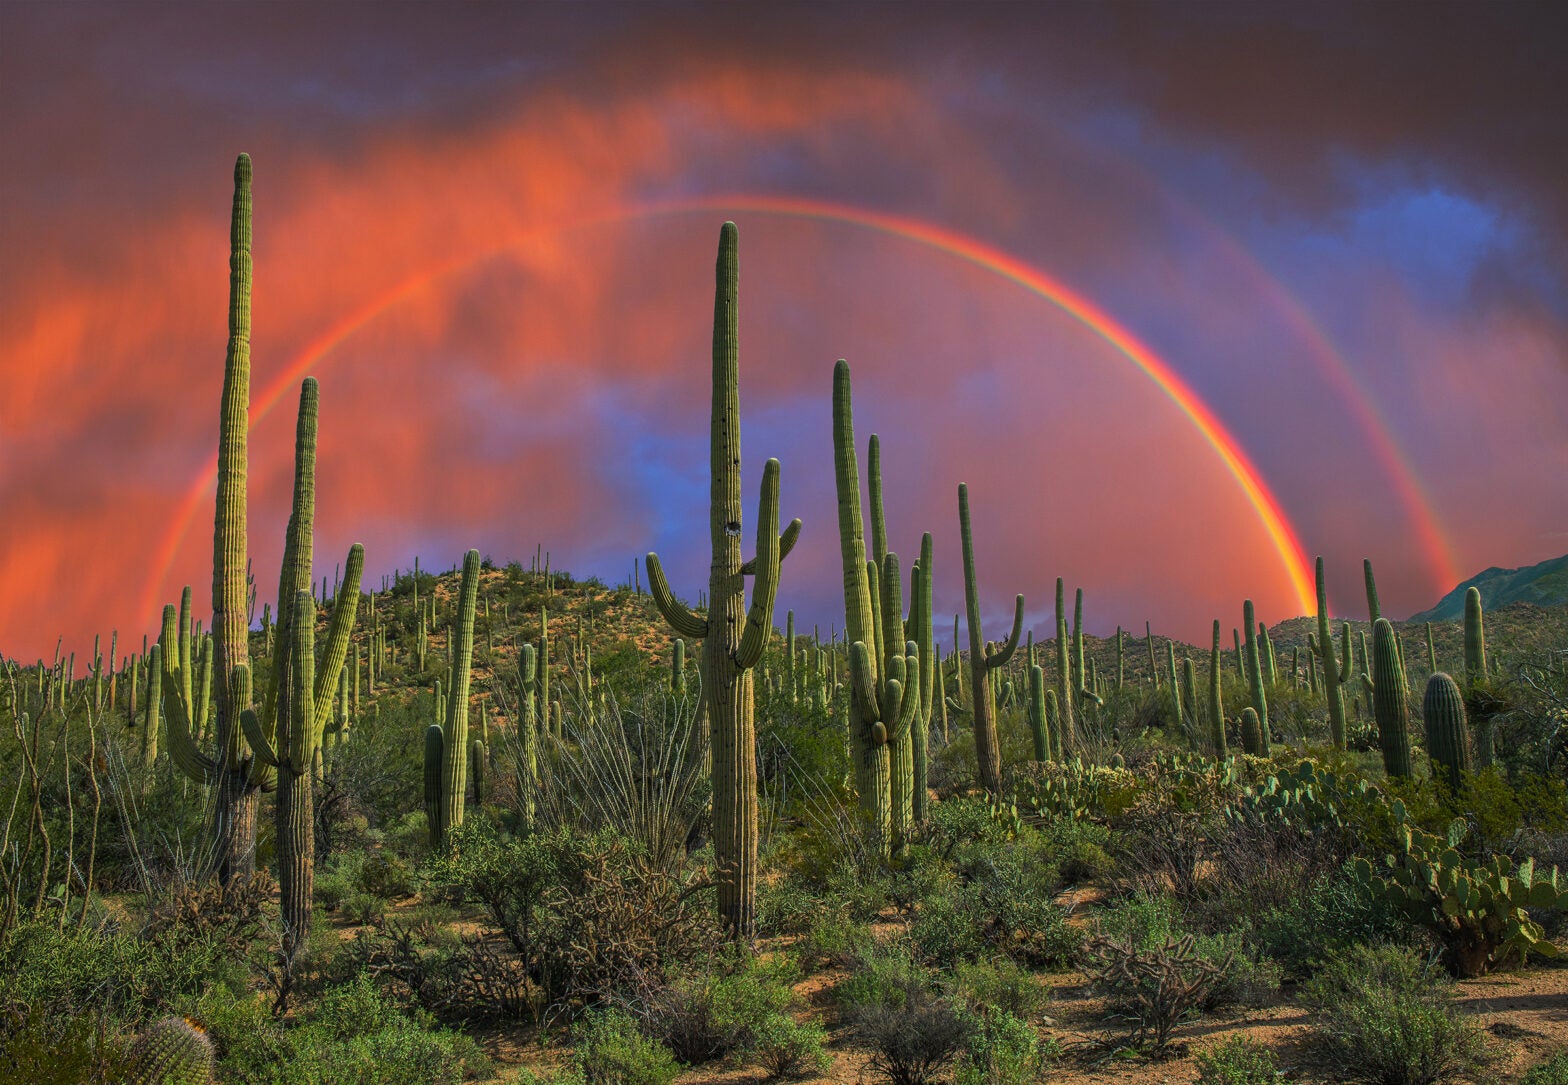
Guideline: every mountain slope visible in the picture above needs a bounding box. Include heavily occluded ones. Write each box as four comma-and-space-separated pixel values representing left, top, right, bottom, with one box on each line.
1409, 553, 1568, 623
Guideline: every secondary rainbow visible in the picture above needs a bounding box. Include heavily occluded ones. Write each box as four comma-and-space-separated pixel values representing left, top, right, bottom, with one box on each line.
144, 197, 1318, 618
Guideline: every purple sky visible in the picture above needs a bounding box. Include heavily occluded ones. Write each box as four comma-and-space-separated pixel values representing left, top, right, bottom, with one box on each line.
2, 2, 1565, 661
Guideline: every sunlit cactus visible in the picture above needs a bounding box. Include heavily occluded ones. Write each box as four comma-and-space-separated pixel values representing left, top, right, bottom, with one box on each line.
1242, 599, 1269, 736
645, 224, 798, 936
1369, 618, 1412, 779
1240, 706, 1264, 757
1315, 557, 1347, 749
125, 1016, 215, 1085
1209, 620, 1227, 757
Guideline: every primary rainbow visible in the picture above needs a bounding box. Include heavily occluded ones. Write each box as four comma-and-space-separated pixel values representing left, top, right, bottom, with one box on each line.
144, 196, 1318, 618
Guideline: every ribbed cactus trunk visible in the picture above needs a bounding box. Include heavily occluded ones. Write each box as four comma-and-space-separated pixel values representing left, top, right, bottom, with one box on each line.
1209, 620, 1227, 757
959, 483, 1024, 794
433, 549, 481, 848
1058, 581, 1077, 756
1463, 587, 1493, 767
1027, 663, 1049, 761
1364, 559, 1381, 624
1242, 599, 1269, 737
518, 643, 538, 831
1423, 672, 1471, 792
1240, 706, 1264, 756
1371, 618, 1412, 779
647, 224, 793, 937
211, 154, 257, 884
276, 588, 315, 965
1315, 557, 1347, 750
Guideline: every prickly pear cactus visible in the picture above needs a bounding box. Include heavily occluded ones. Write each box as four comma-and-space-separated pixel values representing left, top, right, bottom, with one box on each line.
125, 1016, 215, 1085
1350, 802, 1567, 977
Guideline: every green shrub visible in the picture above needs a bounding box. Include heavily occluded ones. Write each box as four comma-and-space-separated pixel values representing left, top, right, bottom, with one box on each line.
835, 940, 933, 1015
1251, 867, 1415, 979
1523, 1052, 1568, 1085
797, 909, 871, 972
953, 1007, 1043, 1085
1195, 1035, 1280, 1084
1036, 815, 1115, 884
573, 1008, 682, 1085
357, 852, 419, 899
342, 891, 389, 926
643, 955, 798, 1065
748, 1015, 830, 1081
950, 958, 1050, 1020
851, 984, 968, 1085
1300, 944, 1487, 1085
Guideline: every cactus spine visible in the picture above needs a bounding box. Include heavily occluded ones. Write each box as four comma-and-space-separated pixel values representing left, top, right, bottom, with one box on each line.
1369, 618, 1412, 779
126, 1016, 215, 1085
1315, 557, 1347, 750
959, 483, 1024, 793
1423, 672, 1471, 792
646, 224, 796, 936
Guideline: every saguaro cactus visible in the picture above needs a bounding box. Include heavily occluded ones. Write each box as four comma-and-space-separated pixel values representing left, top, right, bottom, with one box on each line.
1208, 620, 1226, 757
1368, 618, 1412, 779
432, 549, 482, 847
1423, 672, 1471, 792
831, 360, 929, 852
646, 223, 798, 937
959, 483, 1024, 794
1463, 587, 1493, 767
1240, 707, 1264, 756
1315, 557, 1347, 750
1242, 600, 1269, 737
1057, 581, 1077, 756
210, 153, 256, 883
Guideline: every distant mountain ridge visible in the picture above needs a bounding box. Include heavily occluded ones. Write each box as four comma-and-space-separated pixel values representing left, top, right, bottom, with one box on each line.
1409, 552, 1568, 623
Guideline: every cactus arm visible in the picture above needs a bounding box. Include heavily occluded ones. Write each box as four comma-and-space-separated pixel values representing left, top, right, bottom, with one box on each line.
310, 543, 364, 737
832, 360, 877, 674
848, 639, 881, 724
738, 517, 801, 575
240, 705, 276, 767
735, 458, 783, 670
985, 595, 1026, 669
886, 645, 922, 746
645, 552, 709, 639
879, 551, 905, 680
160, 668, 217, 783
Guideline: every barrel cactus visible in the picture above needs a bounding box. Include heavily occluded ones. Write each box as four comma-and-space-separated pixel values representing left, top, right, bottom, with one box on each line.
1423, 672, 1471, 792
125, 1016, 215, 1085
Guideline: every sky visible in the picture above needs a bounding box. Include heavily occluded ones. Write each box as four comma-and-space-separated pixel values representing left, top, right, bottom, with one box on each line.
3, 1, 1566, 663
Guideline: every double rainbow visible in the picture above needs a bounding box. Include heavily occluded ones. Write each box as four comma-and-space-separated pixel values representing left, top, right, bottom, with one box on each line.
147, 196, 1323, 618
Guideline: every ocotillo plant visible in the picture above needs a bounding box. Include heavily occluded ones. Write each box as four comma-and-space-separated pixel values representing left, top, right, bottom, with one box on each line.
1315, 557, 1347, 750
1367, 618, 1413, 778
1423, 672, 1471, 792
831, 359, 928, 852
646, 223, 798, 937
958, 483, 1024, 793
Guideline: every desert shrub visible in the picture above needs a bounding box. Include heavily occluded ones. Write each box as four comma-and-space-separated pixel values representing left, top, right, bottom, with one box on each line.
337, 918, 534, 1024
1300, 943, 1487, 1085
1194, 1034, 1280, 1084
1035, 815, 1115, 884
796, 908, 872, 972
1251, 866, 1417, 978
749, 1015, 831, 1081
0, 1006, 134, 1085
343, 891, 389, 926
950, 958, 1050, 1020
852, 983, 969, 1085
1523, 1052, 1568, 1085
836, 940, 933, 1016
0, 919, 243, 1026
438, 821, 721, 1008
756, 872, 829, 936
572, 1008, 682, 1085
636, 954, 798, 1065
1085, 932, 1231, 1053
908, 884, 989, 967
952, 1006, 1044, 1085
357, 851, 419, 899
193, 977, 490, 1085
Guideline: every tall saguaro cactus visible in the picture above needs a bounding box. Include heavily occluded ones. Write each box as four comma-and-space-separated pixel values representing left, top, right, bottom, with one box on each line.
958, 483, 1024, 794
831, 360, 928, 854
211, 153, 256, 882
1242, 599, 1269, 737
1315, 557, 1347, 750
646, 223, 799, 937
